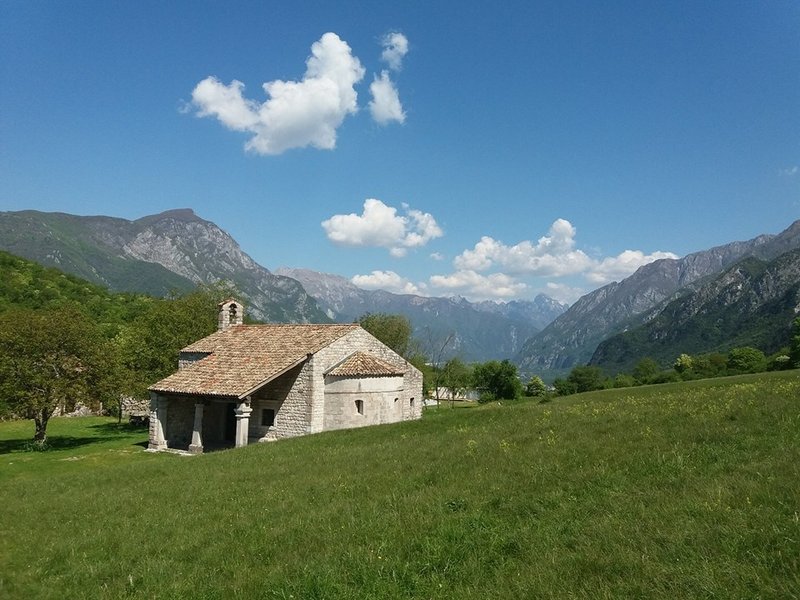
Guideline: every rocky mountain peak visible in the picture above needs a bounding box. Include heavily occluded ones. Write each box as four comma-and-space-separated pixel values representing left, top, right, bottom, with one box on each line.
516, 219, 800, 378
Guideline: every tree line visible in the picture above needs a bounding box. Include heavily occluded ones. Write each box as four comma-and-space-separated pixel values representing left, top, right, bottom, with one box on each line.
3, 250, 797, 442
0, 251, 232, 443
550, 323, 800, 396
361, 310, 800, 404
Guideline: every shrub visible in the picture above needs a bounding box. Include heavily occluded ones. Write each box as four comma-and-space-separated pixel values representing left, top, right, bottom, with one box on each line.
727, 347, 767, 375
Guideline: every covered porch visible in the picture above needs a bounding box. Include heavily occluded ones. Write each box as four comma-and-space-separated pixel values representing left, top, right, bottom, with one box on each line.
147, 393, 253, 454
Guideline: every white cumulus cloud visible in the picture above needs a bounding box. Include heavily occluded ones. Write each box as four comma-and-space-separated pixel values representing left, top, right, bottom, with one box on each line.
369, 71, 406, 125
351, 270, 422, 295
191, 32, 365, 155
380, 32, 409, 71
586, 250, 678, 284
454, 219, 593, 276
544, 282, 586, 305
436, 218, 679, 302
428, 270, 527, 300
322, 198, 443, 256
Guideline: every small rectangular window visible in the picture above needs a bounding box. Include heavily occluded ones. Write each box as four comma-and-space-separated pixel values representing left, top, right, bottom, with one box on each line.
261, 408, 275, 427
355, 399, 364, 415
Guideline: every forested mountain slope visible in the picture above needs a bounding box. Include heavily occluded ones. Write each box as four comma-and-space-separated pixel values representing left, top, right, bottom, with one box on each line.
0, 209, 327, 323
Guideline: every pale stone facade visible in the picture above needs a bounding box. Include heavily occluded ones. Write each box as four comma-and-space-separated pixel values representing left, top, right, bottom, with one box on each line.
147, 300, 423, 453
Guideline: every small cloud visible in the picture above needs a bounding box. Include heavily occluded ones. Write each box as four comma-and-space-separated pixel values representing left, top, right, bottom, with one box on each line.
352, 270, 422, 295
542, 282, 584, 305
780, 165, 799, 177
454, 219, 593, 276
369, 71, 406, 125
586, 249, 678, 284
430, 252, 445, 261
429, 269, 527, 300
322, 198, 443, 256
190, 32, 365, 155
380, 32, 409, 71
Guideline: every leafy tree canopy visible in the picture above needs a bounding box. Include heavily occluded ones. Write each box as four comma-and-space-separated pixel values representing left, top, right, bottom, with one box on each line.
0, 305, 120, 442
566, 365, 605, 393
632, 358, 660, 384
525, 375, 547, 397
726, 347, 767, 374
472, 359, 522, 401
791, 317, 800, 368
441, 357, 472, 399
358, 313, 414, 358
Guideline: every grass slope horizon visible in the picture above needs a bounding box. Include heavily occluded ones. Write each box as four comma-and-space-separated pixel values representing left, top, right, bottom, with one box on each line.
1, 371, 798, 598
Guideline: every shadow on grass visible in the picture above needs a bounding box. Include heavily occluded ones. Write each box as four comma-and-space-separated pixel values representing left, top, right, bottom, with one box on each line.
90, 422, 149, 434
0, 422, 149, 455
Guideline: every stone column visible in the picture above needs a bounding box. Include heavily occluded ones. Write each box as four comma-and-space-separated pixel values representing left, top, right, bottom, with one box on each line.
148, 393, 168, 451
188, 402, 204, 454
234, 398, 252, 448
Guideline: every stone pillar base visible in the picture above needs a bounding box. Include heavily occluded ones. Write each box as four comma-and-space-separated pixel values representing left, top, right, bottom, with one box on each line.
148, 440, 168, 451
188, 443, 204, 454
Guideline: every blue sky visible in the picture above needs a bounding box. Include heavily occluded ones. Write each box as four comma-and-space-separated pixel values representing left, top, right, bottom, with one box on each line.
2, 1, 798, 304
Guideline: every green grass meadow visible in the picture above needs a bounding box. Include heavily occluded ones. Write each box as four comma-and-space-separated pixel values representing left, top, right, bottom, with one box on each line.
1, 371, 798, 598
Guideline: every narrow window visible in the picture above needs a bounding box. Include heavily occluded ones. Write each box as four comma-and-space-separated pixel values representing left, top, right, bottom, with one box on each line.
355, 399, 364, 415
410, 398, 415, 409
261, 408, 275, 427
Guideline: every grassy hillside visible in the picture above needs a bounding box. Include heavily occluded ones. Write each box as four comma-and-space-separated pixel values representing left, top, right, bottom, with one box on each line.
1, 372, 798, 598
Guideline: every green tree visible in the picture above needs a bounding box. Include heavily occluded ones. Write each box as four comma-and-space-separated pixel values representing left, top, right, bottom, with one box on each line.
673, 353, 694, 376
0, 305, 119, 442
632, 357, 660, 384
358, 313, 414, 358
692, 353, 728, 378
613, 373, 636, 388
566, 365, 605, 393
441, 357, 472, 403
552, 378, 577, 396
525, 375, 547, 397
727, 347, 767, 374
791, 318, 800, 368
472, 360, 522, 401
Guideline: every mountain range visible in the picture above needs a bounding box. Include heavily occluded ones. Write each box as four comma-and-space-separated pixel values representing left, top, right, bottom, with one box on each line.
2, 208, 798, 375
276, 268, 566, 361
516, 219, 800, 378
0, 209, 566, 361
0, 209, 327, 322
589, 248, 800, 373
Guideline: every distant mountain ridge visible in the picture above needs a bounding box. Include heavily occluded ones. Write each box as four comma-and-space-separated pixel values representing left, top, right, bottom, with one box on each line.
516, 220, 800, 379
276, 268, 568, 362
0, 208, 568, 360
0, 209, 328, 323
589, 248, 800, 373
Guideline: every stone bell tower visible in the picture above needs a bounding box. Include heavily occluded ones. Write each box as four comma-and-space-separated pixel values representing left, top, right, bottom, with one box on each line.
218, 299, 244, 331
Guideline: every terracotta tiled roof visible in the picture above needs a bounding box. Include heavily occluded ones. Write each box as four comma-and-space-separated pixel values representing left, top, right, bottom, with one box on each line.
149, 324, 360, 398
326, 351, 405, 377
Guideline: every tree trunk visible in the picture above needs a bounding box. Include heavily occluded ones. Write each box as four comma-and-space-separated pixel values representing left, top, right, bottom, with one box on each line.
33, 410, 50, 443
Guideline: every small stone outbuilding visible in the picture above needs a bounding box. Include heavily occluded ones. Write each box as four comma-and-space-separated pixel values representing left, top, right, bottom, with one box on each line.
147, 300, 423, 453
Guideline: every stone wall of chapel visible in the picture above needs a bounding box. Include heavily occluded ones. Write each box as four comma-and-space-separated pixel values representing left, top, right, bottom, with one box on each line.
309, 328, 423, 433
323, 374, 404, 431
249, 362, 310, 442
